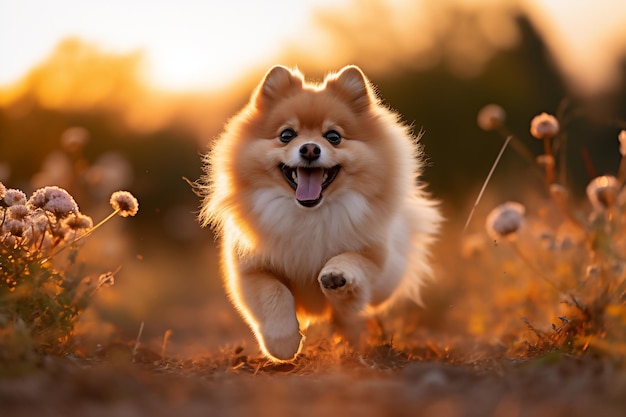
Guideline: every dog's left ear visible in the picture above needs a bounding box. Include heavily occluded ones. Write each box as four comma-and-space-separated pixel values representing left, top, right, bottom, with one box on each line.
326, 66, 375, 112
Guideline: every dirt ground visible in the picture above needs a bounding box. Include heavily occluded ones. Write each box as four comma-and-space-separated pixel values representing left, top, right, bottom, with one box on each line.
2, 238, 626, 417
2, 343, 626, 417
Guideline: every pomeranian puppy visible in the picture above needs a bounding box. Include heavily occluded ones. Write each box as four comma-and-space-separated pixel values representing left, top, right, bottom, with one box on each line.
199, 65, 441, 361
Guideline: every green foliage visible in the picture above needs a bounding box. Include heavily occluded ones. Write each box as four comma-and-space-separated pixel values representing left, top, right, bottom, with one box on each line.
0, 184, 137, 371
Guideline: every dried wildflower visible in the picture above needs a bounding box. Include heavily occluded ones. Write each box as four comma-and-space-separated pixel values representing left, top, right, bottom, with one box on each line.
49, 222, 69, 241
110, 191, 139, 217
98, 272, 115, 287
2, 218, 27, 237
530, 112, 559, 140
7, 204, 31, 220
63, 212, 93, 231
0, 182, 6, 201
30, 211, 51, 231
28, 186, 78, 217
23, 213, 51, 243
618, 130, 626, 157
477, 104, 506, 131
485, 201, 525, 240
586, 175, 619, 212
3, 188, 27, 206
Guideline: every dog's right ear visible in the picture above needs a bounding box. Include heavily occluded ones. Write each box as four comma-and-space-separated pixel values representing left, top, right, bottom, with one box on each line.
254, 66, 303, 107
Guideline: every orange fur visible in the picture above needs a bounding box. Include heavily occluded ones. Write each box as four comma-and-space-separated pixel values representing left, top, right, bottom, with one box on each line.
200, 66, 442, 361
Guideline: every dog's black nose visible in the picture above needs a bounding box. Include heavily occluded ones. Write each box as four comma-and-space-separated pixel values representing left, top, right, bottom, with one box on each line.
299, 143, 321, 161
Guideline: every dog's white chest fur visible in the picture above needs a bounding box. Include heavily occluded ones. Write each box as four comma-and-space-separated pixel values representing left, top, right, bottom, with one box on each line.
250, 188, 373, 281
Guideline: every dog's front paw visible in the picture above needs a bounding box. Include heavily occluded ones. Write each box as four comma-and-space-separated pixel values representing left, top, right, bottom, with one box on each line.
320, 272, 347, 290
318, 266, 356, 298
262, 331, 302, 361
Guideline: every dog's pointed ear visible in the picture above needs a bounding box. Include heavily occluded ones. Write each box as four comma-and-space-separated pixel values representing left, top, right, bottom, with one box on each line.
326, 66, 375, 112
254, 65, 303, 107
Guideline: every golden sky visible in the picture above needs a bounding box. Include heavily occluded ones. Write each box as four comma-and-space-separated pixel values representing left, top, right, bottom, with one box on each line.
1, 0, 625, 93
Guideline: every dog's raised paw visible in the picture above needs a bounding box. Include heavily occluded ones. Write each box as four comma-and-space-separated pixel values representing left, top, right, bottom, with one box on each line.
320, 272, 347, 290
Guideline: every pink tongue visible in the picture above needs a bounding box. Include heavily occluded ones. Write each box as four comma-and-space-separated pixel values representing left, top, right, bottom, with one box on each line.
295, 167, 323, 201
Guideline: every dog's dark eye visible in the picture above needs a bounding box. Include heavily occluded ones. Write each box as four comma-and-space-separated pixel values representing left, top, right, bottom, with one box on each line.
279, 128, 297, 143
324, 130, 342, 145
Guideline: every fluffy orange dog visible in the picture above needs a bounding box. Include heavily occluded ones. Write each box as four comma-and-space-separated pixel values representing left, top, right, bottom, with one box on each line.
200, 65, 441, 361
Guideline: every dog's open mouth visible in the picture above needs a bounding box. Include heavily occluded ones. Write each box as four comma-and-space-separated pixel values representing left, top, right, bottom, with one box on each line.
279, 164, 340, 207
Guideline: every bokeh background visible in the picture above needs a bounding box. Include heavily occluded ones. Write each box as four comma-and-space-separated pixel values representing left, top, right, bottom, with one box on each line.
1, 0, 626, 356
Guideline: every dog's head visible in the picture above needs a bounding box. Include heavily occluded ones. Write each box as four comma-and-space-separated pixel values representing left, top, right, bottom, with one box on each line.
233, 65, 401, 210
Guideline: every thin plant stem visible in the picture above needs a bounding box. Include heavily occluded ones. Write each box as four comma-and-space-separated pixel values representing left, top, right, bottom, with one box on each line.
543, 137, 555, 185
73, 209, 120, 244
133, 321, 145, 362
40, 209, 120, 264
161, 329, 173, 361
495, 127, 536, 165
463, 135, 512, 234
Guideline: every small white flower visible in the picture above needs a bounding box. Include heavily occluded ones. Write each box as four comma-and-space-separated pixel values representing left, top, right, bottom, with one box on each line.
477, 104, 506, 131
7, 204, 31, 220
485, 201, 526, 240
3, 188, 27, 206
63, 212, 93, 231
110, 191, 139, 217
586, 175, 619, 212
530, 112, 559, 140
28, 186, 78, 217
2, 218, 27, 237
22, 213, 52, 245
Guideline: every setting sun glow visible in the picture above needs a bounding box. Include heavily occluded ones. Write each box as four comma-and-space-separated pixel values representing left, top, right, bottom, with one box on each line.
0, 0, 341, 91
1, 0, 625, 93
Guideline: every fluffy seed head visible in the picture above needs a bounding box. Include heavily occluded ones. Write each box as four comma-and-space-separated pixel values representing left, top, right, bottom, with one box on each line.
485, 201, 526, 240
586, 175, 619, 212
110, 191, 139, 217
7, 204, 31, 220
530, 112, 559, 140
28, 186, 78, 217
29, 212, 51, 234
2, 218, 27, 237
477, 104, 506, 131
3, 189, 27, 206
63, 212, 93, 231
0, 182, 6, 201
